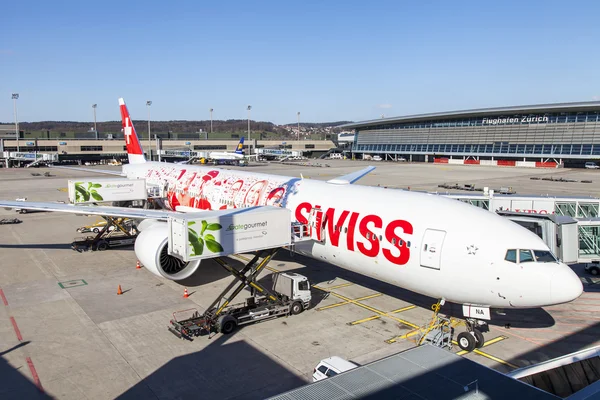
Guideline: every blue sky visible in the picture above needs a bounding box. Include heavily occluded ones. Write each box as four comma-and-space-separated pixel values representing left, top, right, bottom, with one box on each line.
1, 0, 599, 125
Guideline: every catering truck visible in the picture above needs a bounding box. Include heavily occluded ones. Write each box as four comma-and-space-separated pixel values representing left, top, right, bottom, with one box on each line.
67, 178, 147, 204
168, 271, 312, 339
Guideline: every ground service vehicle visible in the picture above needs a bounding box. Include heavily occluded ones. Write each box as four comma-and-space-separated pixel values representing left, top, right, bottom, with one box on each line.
169, 259, 311, 340
71, 217, 138, 252
585, 261, 600, 275
313, 357, 358, 382
585, 162, 599, 169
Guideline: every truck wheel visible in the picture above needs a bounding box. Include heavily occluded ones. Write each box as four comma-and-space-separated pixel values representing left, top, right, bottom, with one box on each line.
291, 301, 303, 315
220, 318, 237, 335
93, 228, 100, 233
590, 267, 599, 276
96, 241, 109, 251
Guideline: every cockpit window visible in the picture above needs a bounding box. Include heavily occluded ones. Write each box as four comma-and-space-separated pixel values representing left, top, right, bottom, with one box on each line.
519, 249, 534, 263
505, 249, 517, 263
533, 250, 558, 262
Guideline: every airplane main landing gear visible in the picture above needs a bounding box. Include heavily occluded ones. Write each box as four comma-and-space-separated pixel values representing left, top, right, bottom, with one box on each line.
456, 318, 487, 352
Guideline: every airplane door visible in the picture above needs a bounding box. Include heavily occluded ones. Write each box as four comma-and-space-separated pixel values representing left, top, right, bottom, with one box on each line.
420, 229, 446, 270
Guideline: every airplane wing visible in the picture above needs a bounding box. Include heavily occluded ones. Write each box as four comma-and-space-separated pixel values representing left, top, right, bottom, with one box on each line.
49, 165, 125, 176
0, 200, 176, 220
327, 166, 376, 185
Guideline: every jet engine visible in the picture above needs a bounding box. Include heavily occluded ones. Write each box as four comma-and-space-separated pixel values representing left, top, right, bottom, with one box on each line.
134, 221, 200, 280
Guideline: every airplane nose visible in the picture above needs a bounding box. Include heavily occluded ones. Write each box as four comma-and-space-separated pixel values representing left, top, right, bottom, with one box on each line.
550, 266, 583, 305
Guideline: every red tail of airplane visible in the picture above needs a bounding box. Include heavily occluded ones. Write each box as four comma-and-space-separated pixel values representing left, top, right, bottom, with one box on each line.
119, 98, 146, 164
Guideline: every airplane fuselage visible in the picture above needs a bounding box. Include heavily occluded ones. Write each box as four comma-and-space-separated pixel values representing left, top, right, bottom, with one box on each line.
124, 161, 582, 309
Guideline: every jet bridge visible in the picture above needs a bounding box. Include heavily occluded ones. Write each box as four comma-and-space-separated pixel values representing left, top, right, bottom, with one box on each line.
496, 211, 598, 264
576, 218, 600, 262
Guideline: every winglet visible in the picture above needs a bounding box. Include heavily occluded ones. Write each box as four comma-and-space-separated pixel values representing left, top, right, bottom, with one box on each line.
327, 166, 375, 185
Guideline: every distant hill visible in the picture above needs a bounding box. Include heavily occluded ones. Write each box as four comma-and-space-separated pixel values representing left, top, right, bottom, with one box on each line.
15, 120, 284, 135
283, 121, 354, 128
3, 119, 352, 139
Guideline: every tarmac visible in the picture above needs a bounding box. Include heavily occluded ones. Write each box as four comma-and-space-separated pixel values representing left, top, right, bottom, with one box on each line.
0, 160, 599, 399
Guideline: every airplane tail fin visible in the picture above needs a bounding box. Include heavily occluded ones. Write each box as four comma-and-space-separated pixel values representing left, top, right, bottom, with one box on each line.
119, 98, 146, 164
234, 137, 245, 154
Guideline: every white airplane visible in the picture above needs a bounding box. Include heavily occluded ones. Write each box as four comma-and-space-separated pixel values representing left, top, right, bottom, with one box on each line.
208, 137, 245, 162
0, 98, 583, 351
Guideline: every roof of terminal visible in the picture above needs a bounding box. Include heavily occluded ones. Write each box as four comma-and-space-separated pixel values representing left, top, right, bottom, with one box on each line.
341, 101, 600, 129
269, 344, 558, 400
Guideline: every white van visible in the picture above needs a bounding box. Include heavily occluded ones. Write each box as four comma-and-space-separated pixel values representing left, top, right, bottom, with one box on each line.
312, 356, 358, 382
585, 162, 599, 169
372, 155, 382, 161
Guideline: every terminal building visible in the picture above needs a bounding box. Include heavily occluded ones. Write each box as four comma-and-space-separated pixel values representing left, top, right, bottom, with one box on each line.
343, 101, 600, 167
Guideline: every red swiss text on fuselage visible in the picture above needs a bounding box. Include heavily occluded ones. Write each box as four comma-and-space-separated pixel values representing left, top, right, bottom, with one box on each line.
295, 202, 413, 265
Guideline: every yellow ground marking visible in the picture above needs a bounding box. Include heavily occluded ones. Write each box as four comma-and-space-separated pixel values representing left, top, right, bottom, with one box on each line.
313, 285, 419, 329
386, 316, 464, 344
318, 301, 350, 310
316, 293, 382, 311
455, 336, 507, 356
470, 349, 517, 369
57, 187, 68, 192
325, 282, 354, 290
452, 336, 517, 368
349, 315, 382, 325
349, 305, 417, 325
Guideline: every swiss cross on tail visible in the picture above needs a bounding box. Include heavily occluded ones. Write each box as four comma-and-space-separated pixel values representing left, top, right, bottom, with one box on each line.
119, 98, 146, 164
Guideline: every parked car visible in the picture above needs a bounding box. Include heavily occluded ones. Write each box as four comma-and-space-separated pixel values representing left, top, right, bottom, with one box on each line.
585, 162, 599, 169
372, 155, 383, 161
585, 262, 600, 275
313, 356, 358, 382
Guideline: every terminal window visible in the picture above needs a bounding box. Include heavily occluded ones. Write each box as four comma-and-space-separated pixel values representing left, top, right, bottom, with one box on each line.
80, 146, 103, 151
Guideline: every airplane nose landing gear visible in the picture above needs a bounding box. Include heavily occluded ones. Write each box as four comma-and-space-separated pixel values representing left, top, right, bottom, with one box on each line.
457, 318, 487, 352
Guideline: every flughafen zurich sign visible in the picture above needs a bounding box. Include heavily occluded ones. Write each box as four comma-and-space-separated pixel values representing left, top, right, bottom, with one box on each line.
482, 115, 549, 125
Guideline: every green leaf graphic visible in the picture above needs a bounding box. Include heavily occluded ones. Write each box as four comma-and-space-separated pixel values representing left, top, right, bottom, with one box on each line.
190, 238, 204, 256
201, 220, 208, 235
204, 233, 215, 242
188, 227, 198, 239
90, 191, 103, 201
75, 185, 89, 202
88, 182, 92, 189
188, 221, 195, 226
91, 183, 102, 188
206, 223, 222, 231
205, 238, 224, 253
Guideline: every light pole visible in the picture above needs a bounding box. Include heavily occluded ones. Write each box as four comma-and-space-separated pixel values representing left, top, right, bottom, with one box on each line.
92, 104, 98, 139
12, 93, 19, 152
209, 108, 213, 136
146, 101, 152, 160
247, 105, 252, 155
297, 111, 300, 146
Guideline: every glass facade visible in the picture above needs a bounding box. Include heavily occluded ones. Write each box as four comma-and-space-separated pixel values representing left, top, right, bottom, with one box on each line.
352, 110, 600, 159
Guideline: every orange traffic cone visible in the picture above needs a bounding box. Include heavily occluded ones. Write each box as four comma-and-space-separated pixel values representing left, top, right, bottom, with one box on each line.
117, 285, 123, 295
136, 260, 142, 269
183, 288, 189, 298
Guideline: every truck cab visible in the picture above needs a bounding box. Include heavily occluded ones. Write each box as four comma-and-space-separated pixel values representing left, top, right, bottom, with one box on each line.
273, 272, 312, 312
